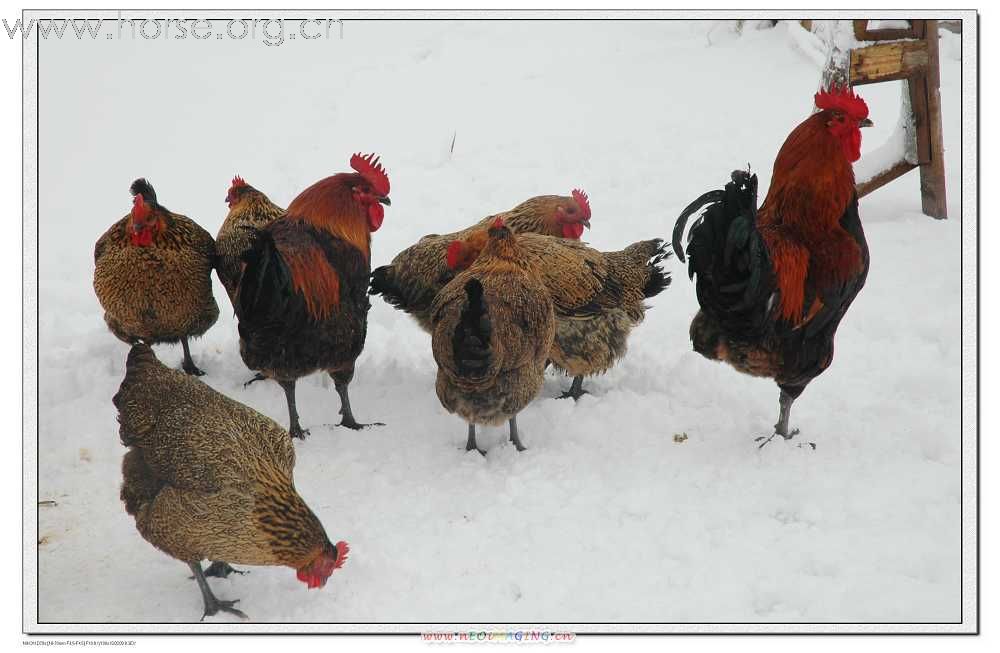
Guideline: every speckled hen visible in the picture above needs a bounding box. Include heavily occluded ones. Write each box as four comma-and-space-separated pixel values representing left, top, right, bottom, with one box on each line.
93, 178, 219, 375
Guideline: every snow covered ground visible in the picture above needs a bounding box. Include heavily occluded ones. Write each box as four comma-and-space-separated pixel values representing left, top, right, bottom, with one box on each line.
34, 20, 964, 624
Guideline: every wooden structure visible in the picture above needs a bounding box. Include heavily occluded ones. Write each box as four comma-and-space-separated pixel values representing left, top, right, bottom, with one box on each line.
844, 20, 948, 219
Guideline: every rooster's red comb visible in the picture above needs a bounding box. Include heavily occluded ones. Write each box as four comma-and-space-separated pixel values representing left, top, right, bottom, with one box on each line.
333, 541, 350, 570
230, 175, 247, 191
350, 153, 390, 197
572, 189, 591, 220
491, 216, 506, 229
814, 84, 869, 121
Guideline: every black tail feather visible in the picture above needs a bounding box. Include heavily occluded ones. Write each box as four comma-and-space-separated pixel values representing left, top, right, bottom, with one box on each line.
452, 279, 492, 377
643, 239, 672, 299
677, 170, 771, 340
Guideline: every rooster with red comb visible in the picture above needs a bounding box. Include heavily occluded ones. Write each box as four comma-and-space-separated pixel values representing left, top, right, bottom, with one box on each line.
235, 153, 392, 438
673, 84, 872, 447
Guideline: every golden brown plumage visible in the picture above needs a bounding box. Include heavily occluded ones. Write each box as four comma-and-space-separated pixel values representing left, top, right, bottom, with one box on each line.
370, 192, 591, 332
448, 232, 671, 398
431, 220, 555, 453
216, 178, 285, 303
93, 178, 219, 375
115, 344, 348, 619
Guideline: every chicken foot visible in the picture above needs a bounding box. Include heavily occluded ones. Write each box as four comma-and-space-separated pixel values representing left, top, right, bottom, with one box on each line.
180, 337, 205, 376
278, 380, 310, 440
188, 562, 247, 621
203, 561, 247, 578
188, 561, 246, 579
331, 370, 384, 430
755, 389, 814, 449
558, 376, 588, 401
243, 372, 267, 388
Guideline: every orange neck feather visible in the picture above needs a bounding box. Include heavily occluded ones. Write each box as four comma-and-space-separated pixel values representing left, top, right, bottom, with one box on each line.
757, 112, 862, 324
286, 174, 371, 261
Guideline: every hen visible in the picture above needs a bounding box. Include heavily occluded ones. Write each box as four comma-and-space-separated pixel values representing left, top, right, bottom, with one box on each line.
115, 344, 349, 620
93, 178, 219, 375
370, 190, 591, 332
431, 218, 555, 454
447, 230, 670, 399
216, 176, 285, 304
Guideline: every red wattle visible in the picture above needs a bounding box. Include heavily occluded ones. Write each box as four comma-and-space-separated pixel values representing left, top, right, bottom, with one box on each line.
368, 203, 384, 232
562, 222, 585, 240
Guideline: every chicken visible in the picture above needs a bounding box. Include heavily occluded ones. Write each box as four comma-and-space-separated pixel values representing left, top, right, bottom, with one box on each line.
114, 344, 349, 620
235, 153, 391, 438
370, 189, 591, 333
93, 178, 219, 375
431, 218, 555, 454
672, 85, 872, 446
216, 176, 285, 303
447, 230, 670, 399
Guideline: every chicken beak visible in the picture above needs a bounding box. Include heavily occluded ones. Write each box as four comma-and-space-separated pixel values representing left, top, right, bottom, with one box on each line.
582, 219, 591, 230
859, 118, 874, 128
378, 196, 391, 206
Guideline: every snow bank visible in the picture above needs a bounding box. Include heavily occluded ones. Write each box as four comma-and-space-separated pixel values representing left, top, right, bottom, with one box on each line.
35, 21, 963, 624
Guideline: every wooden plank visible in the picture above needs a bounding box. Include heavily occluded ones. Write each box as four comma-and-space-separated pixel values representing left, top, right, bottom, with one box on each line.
857, 160, 917, 198
917, 20, 948, 219
850, 40, 929, 85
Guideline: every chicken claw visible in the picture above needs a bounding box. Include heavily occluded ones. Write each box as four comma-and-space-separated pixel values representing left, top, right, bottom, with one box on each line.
189, 562, 249, 621
754, 428, 800, 449
201, 597, 248, 621
243, 372, 267, 388
557, 376, 588, 401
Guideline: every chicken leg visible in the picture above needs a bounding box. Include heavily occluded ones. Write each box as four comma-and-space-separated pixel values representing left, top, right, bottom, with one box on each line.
558, 375, 588, 401
180, 337, 205, 376
508, 415, 527, 452
755, 388, 800, 448
331, 369, 384, 430
188, 562, 247, 621
466, 423, 486, 456
278, 379, 309, 440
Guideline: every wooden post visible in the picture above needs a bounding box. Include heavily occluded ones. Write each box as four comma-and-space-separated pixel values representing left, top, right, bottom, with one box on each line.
916, 20, 947, 218
822, 19, 949, 219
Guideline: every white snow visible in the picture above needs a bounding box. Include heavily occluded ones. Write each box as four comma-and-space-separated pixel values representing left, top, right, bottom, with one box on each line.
35, 21, 963, 624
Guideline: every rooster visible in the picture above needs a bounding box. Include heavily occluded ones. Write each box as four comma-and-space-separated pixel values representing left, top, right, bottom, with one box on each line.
672, 85, 872, 446
235, 154, 390, 438
370, 189, 591, 333
447, 230, 670, 399
115, 344, 348, 620
432, 218, 555, 454
93, 179, 219, 375
216, 176, 285, 304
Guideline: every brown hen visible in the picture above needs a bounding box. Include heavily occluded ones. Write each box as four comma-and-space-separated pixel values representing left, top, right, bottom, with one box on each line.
93, 178, 219, 375
115, 344, 349, 620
